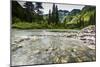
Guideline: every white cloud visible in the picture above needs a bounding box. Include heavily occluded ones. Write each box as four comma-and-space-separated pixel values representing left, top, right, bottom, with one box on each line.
42, 3, 84, 14
18, 1, 85, 14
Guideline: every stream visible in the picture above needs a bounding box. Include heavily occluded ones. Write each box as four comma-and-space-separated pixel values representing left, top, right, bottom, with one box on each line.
11, 29, 96, 66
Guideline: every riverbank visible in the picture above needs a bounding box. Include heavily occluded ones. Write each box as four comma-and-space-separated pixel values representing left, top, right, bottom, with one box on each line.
12, 22, 85, 30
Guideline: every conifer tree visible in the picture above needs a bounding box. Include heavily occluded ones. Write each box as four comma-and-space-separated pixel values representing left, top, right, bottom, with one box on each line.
48, 10, 52, 24
55, 5, 59, 24
51, 3, 59, 24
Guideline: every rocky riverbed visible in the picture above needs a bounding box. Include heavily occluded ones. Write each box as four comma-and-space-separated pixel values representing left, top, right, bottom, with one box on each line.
11, 25, 96, 66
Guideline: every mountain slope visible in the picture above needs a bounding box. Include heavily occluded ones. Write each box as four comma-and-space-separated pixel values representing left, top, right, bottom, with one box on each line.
63, 6, 96, 29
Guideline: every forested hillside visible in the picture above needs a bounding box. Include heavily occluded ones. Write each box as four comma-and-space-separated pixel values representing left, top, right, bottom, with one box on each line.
63, 6, 96, 29
12, 1, 96, 29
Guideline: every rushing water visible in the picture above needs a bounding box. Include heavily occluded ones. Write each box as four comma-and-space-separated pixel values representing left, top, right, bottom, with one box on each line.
11, 29, 96, 66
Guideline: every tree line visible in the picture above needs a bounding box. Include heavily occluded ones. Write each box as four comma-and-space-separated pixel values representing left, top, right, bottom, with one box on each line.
12, 1, 96, 29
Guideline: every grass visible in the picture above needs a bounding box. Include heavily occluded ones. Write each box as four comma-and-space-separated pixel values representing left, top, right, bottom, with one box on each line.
12, 21, 94, 30
12, 22, 43, 29
12, 22, 82, 30
12, 22, 63, 29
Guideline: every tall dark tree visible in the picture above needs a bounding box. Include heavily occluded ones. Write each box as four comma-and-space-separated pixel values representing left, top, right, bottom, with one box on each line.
35, 2, 43, 15
12, 1, 24, 23
48, 9, 52, 24
52, 4, 56, 23
51, 3, 59, 24
89, 14, 96, 25
24, 2, 34, 11
23, 2, 44, 22
24, 2, 35, 22
55, 5, 59, 24
33, 2, 44, 23
91, 10, 96, 25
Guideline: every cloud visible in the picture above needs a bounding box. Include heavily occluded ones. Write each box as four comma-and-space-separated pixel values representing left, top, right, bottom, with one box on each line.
18, 1, 84, 14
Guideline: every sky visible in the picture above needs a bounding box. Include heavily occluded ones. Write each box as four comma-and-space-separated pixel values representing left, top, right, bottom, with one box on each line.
18, 1, 85, 14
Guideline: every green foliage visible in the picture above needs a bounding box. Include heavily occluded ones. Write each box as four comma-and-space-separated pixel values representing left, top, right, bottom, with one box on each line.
64, 6, 96, 29
12, 17, 21, 24
12, 22, 42, 29
12, 1, 44, 23
48, 4, 59, 24
12, 1, 96, 29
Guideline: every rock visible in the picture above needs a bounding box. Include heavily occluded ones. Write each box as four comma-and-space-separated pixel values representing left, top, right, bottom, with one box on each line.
12, 45, 23, 51
33, 50, 41, 54
80, 38, 86, 40
81, 25, 95, 33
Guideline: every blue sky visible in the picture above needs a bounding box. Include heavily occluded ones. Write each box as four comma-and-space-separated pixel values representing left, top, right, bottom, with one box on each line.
18, 1, 85, 14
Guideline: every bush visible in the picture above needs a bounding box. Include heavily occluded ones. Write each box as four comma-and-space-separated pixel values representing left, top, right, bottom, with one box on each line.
12, 17, 21, 24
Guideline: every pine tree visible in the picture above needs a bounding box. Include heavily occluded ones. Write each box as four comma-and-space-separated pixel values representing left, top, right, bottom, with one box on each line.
35, 2, 43, 15
35, 2, 44, 22
51, 4, 59, 24
55, 5, 59, 24
48, 10, 52, 24
24, 2, 34, 11
24, 2, 35, 22
52, 4, 56, 23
